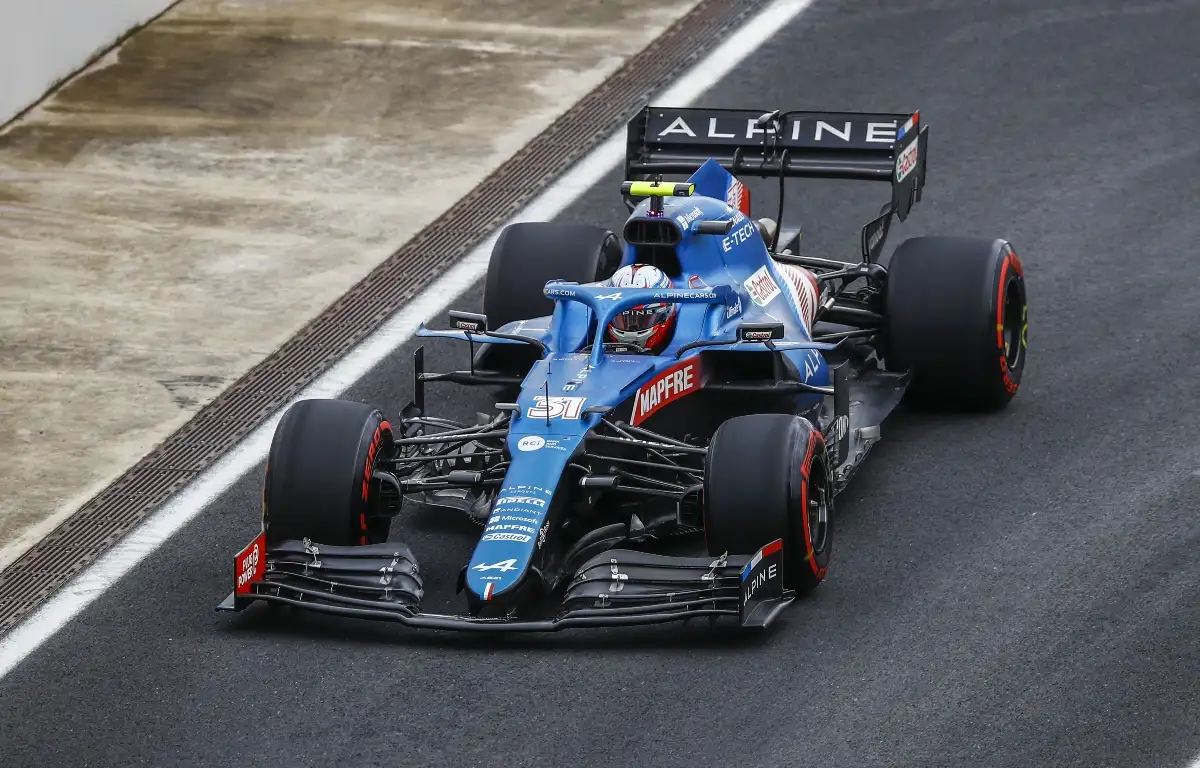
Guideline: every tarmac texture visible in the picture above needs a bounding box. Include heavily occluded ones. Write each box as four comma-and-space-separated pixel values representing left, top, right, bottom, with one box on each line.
1, 0, 1199, 766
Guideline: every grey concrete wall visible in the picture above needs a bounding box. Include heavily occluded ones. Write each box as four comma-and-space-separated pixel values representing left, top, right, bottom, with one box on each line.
0, 0, 176, 123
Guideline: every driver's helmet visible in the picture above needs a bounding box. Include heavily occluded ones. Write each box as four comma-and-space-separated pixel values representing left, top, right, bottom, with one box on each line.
604, 264, 679, 354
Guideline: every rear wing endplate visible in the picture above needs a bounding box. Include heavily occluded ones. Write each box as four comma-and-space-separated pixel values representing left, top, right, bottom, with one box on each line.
625, 106, 929, 221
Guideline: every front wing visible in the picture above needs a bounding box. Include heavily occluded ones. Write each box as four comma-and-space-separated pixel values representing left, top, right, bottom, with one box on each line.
216, 534, 790, 633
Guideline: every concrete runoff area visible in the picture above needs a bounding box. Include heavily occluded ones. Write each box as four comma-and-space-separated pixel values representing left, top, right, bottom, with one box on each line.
0, 0, 700, 569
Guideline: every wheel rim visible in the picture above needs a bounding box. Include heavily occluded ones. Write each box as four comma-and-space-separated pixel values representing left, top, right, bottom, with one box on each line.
1000, 278, 1025, 371
807, 473, 830, 555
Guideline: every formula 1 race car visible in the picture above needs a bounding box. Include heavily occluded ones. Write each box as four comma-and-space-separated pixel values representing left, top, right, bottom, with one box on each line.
218, 106, 1028, 633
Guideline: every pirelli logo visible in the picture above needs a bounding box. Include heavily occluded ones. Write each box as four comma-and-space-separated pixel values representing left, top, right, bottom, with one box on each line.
630, 358, 702, 426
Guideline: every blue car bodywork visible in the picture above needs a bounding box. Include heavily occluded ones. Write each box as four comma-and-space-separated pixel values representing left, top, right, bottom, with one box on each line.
419, 159, 840, 606
219, 104, 939, 633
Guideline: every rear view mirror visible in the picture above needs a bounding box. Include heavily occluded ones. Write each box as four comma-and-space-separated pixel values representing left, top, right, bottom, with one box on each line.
738, 322, 785, 342
755, 109, 783, 130
449, 310, 487, 333
696, 220, 734, 235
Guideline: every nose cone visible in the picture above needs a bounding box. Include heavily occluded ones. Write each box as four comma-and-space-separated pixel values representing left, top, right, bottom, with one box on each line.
462, 353, 657, 610
463, 431, 582, 609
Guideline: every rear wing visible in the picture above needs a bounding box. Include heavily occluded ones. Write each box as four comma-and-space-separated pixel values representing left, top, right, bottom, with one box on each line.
624, 106, 929, 221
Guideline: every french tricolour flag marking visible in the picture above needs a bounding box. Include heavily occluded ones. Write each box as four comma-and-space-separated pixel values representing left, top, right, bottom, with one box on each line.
740, 539, 783, 581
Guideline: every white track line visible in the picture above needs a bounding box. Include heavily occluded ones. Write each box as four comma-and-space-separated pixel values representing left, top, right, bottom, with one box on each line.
0, 0, 816, 680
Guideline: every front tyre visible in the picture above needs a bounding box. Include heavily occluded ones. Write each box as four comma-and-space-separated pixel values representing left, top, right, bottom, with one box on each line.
884, 236, 1028, 410
704, 414, 832, 596
263, 399, 396, 547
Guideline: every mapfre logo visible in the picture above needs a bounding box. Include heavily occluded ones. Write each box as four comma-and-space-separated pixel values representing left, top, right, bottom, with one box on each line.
631, 358, 701, 426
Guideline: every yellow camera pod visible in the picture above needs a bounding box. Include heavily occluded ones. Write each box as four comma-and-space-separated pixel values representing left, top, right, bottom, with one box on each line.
620, 180, 694, 198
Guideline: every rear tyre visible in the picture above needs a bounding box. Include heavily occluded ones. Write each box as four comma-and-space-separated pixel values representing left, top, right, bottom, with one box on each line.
484, 222, 622, 330
263, 399, 395, 547
884, 236, 1028, 411
704, 414, 832, 596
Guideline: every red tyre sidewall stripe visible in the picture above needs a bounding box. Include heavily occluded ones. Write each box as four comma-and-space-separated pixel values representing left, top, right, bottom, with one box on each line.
995, 247, 1024, 394
359, 419, 391, 544
798, 431, 823, 577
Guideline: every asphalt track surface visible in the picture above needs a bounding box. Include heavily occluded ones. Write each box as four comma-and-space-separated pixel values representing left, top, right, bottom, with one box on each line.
4, 0, 1200, 765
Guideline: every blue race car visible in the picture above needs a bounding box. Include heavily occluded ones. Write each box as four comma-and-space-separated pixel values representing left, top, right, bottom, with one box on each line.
218, 106, 1029, 632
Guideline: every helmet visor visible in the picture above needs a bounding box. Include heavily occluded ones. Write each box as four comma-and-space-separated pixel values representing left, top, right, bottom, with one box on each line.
611, 303, 671, 333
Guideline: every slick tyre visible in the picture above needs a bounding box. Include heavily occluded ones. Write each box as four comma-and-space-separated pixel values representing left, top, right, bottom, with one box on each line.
884, 236, 1029, 411
263, 399, 395, 547
484, 222, 622, 330
704, 414, 832, 596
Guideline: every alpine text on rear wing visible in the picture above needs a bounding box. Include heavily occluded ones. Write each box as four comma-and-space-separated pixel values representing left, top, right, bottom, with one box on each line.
625, 106, 929, 221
